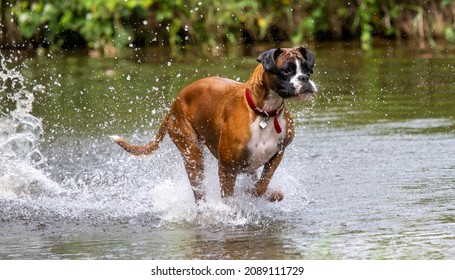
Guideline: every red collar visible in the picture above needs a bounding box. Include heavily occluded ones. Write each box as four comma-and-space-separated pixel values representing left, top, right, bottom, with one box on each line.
245, 87, 284, 134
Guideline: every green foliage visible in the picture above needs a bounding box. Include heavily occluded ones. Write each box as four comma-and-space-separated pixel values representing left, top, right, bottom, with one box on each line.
8, 0, 455, 54
13, 0, 153, 53
356, 0, 377, 50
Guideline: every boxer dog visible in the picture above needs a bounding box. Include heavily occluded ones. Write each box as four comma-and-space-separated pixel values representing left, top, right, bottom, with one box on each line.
111, 47, 316, 203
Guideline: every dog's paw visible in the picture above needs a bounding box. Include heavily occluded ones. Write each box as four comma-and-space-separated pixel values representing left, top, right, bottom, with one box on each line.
250, 188, 284, 202
267, 190, 284, 202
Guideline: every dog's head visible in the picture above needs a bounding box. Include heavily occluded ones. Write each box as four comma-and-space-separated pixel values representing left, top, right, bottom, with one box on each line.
257, 47, 317, 100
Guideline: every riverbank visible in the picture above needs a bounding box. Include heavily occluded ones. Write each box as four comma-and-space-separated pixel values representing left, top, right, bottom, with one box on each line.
1, 0, 455, 56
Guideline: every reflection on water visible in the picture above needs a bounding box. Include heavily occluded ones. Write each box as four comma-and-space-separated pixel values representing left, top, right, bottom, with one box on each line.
1, 44, 455, 259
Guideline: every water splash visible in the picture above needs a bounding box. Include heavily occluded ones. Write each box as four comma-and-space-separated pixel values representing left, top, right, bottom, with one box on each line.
42, 135, 296, 228
0, 55, 307, 230
0, 55, 61, 199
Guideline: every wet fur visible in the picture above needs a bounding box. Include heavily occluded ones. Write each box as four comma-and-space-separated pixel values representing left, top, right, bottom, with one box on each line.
111, 47, 316, 203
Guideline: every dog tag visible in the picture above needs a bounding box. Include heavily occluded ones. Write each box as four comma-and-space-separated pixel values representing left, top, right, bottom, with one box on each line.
259, 118, 268, 129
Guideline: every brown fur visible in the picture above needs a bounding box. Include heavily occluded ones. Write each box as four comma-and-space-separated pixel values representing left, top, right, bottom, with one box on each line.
111, 48, 313, 203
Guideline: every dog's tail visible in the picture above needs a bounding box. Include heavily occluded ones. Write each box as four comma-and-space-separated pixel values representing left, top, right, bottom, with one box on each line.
110, 112, 170, 156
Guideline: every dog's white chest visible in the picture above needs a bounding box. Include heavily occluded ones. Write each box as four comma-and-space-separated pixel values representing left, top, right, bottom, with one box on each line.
247, 115, 286, 171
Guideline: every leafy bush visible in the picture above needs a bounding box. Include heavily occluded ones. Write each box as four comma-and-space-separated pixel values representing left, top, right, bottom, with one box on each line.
7, 0, 455, 54
13, 0, 153, 54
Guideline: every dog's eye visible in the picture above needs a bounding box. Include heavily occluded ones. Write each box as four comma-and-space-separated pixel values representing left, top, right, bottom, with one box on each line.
282, 65, 295, 76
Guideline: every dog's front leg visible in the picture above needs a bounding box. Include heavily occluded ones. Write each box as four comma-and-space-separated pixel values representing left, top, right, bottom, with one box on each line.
252, 150, 285, 202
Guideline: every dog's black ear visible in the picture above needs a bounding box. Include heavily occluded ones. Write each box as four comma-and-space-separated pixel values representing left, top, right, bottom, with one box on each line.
298, 47, 315, 69
257, 48, 282, 76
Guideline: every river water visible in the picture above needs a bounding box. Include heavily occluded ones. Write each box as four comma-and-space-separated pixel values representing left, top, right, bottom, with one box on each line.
1, 43, 454, 259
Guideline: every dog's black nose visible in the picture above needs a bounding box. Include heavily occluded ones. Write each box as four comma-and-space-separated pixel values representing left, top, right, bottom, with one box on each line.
298, 74, 309, 82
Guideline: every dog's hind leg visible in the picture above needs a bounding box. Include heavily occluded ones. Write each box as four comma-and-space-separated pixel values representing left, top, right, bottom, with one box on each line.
167, 120, 205, 203
218, 165, 238, 199
182, 144, 205, 203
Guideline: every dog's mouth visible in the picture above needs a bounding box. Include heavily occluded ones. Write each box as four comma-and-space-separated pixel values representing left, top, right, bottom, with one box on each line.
292, 90, 315, 101
292, 82, 317, 101
276, 79, 317, 100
